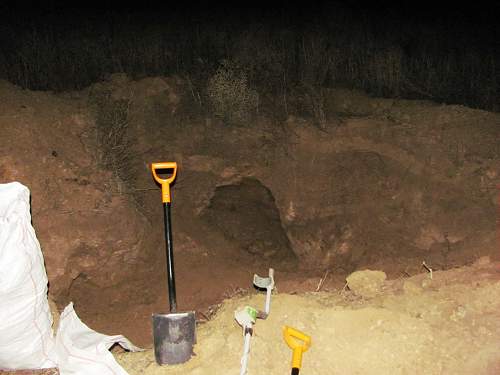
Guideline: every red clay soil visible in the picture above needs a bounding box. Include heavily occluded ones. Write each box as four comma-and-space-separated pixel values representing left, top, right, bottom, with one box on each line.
1, 75, 499, 354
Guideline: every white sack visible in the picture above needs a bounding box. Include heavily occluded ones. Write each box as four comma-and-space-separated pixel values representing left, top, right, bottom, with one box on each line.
0, 182, 57, 369
0, 182, 141, 373
56, 303, 141, 375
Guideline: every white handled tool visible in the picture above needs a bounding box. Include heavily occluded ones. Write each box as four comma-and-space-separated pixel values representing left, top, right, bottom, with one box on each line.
234, 306, 257, 375
253, 268, 275, 319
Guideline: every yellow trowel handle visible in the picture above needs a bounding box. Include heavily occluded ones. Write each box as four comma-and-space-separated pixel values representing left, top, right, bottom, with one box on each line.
151, 162, 178, 203
283, 326, 311, 370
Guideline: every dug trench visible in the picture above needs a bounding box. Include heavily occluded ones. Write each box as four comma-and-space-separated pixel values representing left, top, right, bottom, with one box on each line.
1, 75, 499, 363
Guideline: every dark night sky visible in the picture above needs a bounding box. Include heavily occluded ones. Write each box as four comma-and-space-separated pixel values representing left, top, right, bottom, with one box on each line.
3, 0, 500, 22
1, 0, 498, 51
0, 0, 496, 31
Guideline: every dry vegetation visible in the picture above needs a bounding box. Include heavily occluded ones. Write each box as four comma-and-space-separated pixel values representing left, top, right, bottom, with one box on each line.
0, 5, 497, 118
87, 88, 137, 201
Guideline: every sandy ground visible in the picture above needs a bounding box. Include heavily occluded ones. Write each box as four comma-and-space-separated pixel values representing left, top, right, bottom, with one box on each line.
116, 257, 500, 374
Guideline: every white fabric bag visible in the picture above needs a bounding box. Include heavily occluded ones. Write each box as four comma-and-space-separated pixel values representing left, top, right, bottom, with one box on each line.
56, 303, 140, 375
0, 182, 57, 369
0, 182, 141, 373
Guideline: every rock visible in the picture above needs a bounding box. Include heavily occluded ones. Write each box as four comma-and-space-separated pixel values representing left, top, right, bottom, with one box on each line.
346, 270, 387, 298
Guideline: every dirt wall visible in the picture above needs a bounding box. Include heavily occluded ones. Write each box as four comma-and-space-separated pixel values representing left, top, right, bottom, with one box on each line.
1, 76, 499, 346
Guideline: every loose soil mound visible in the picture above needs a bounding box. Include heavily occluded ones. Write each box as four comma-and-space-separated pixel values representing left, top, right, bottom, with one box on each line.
117, 258, 500, 374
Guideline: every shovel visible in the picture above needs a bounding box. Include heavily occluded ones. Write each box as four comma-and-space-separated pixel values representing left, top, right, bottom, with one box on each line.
151, 162, 196, 365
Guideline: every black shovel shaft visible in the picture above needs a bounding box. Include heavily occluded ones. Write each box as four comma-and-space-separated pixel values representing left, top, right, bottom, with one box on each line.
163, 202, 177, 312
291, 368, 300, 375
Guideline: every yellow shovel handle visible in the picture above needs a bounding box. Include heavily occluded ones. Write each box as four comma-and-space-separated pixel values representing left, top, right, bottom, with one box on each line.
283, 326, 311, 369
151, 162, 178, 203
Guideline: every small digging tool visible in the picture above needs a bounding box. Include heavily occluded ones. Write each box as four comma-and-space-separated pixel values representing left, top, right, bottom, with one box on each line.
283, 326, 311, 375
151, 162, 196, 365
235, 306, 258, 375
234, 269, 275, 374
253, 268, 275, 319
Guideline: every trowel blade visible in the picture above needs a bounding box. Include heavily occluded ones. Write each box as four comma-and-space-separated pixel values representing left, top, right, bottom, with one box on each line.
253, 274, 273, 288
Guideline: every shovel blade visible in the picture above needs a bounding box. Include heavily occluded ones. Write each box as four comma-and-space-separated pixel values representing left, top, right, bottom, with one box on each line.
153, 311, 196, 365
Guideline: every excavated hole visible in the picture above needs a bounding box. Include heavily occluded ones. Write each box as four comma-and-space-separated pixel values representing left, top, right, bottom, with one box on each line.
201, 177, 295, 260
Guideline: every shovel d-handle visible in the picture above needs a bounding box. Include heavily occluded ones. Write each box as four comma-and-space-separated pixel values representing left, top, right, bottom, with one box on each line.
283, 326, 311, 372
151, 162, 178, 203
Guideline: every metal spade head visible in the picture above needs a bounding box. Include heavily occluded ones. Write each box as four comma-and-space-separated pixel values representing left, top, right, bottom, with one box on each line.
253, 268, 275, 289
153, 311, 196, 365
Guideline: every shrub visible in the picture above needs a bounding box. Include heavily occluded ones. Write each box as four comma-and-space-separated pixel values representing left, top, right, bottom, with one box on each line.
88, 89, 134, 194
207, 60, 259, 125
